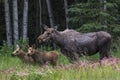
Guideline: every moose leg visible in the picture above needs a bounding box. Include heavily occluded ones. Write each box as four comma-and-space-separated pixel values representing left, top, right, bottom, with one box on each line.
61, 49, 71, 62
63, 52, 74, 63
99, 48, 106, 60
51, 58, 58, 67
73, 52, 79, 61
67, 55, 77, 63
105, 41, 112, 58
66, 52, 79, 63
99, 42, 111, 60
61, 49, 79, 63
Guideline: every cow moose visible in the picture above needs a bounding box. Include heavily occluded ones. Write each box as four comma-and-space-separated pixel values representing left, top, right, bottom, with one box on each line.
11, 45, 34, 63
37, 27, 112, 63
27, 46, 59, 66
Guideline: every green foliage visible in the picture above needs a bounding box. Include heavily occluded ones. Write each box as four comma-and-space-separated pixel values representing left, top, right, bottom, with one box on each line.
111, 37, 120, 51
68, 0, 120, 33
8, 63, 120, 80
0, 39, 29, 55
0, 0, 4, 3
0, 41, 13, 55
10, 70, 43, 80
68, 0, 120, 50
68, 1, 100, 29
0, 49, 120, 80
76, 23, 107, 32
0, 35, 120, 80
17, 38, 29, 51
0, 55, 21, 70
39, 45, 53, 51
58, 54, 69, 65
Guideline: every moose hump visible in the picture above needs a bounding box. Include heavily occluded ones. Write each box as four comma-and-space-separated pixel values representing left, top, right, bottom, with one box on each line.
37, 28, 112, 63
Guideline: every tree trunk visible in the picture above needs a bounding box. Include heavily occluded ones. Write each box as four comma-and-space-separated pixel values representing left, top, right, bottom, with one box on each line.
64, 0, 69, 29
13, 0, 19, 45
46, 0, 55, 28
100, 0, 107, 25
46, 0, 56, 49
103, 0, 107, 26
22, 0, 28, 40
4, 0, 12, 46
103, 0, 107, 11
39, 0, 42, 34
100, 0, 103, 25
36, 0, 39, 35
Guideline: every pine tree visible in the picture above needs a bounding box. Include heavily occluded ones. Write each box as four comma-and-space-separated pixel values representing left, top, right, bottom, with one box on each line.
68, 0, 120, 34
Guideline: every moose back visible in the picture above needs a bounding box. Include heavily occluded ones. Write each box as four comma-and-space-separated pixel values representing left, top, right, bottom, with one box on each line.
37, 28, 112, 62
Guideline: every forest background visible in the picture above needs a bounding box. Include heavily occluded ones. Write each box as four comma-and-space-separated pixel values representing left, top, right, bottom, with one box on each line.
0, 0, 120, 49
0, 0, 120, 79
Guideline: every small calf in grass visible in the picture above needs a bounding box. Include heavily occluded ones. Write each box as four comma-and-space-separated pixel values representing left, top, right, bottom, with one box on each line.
27, 46, 59, 66
11, 45, 34, 63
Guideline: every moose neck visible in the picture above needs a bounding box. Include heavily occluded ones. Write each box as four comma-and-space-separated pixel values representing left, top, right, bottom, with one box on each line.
18, 51, 26, 59
51, 31, 65, 47
31, 51, 40, 62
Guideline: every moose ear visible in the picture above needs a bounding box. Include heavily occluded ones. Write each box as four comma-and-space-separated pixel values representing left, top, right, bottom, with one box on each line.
43, 24, 48, 30
16, 44, 21, 50
32, 44, 36, 49
54, 25, 58, 30
26, 44, 30, 48
16, 44, 20, 49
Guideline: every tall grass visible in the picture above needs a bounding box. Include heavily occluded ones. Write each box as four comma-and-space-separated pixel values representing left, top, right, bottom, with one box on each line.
6, 64, 120, 80
0, 42, 120, 80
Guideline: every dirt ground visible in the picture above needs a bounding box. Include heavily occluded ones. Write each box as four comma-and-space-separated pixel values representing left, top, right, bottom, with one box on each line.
0, 57, 120, 77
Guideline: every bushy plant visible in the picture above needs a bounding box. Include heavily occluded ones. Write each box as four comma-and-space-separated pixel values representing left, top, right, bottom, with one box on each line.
16, 38, 29, 51
68, 0, 120, 45
0, 41, 13, 55
0, 39, 29, 55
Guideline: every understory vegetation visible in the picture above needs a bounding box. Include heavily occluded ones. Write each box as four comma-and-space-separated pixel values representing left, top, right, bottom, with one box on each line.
0, 42, 120, 80
1, 0, 120, 79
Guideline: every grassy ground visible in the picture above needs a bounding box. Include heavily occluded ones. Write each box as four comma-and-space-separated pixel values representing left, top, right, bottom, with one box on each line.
0, 48, 120, 80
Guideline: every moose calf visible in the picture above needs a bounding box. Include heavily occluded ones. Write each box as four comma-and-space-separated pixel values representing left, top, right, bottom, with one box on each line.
27, 47, 59, 66
12, 45, 34, 63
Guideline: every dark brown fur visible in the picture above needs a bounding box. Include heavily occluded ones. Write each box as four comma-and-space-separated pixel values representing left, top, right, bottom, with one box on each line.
27, 47, 59, 66
37, 27, 112, 63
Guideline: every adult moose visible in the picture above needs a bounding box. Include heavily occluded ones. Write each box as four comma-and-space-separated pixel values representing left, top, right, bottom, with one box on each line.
37, 26, 112, 62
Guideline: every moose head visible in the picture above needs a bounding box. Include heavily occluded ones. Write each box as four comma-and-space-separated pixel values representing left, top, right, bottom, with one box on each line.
37, 25, 57, 43
12, 45, 22, 56
27, 45, 36, 56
